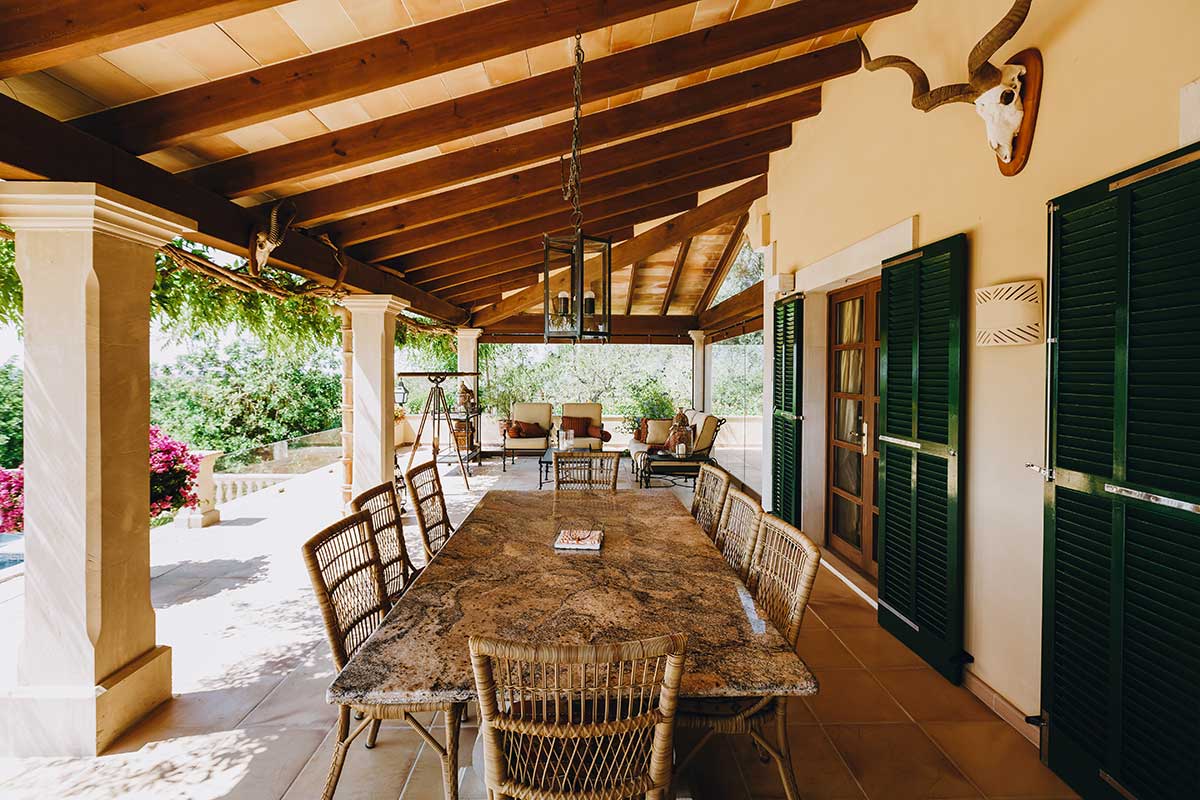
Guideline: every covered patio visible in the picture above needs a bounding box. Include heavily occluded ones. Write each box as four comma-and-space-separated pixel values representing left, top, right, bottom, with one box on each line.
1, 0, 1198, 799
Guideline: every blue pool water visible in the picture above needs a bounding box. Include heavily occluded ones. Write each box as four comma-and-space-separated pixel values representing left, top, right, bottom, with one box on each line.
0, 553, 22, 570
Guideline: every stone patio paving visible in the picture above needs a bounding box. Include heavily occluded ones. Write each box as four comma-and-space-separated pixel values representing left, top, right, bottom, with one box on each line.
0, 450, 1075, 799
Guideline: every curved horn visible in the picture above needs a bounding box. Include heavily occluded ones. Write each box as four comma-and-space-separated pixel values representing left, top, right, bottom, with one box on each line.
858, 36, 977, 112
968, 0, 1032, 83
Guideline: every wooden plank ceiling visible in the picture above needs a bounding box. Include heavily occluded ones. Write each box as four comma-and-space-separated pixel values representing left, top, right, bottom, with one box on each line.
0, 0, 915, 327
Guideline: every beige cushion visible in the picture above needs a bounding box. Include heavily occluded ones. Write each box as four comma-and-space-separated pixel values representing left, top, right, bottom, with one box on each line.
511, 402, 552, 429
693, 414, 720, 451
561, 403, 602, 425
506, 436, 548, 451
645, 419, 673, 445
627, 440, 652, 455
571, 437, 603, 450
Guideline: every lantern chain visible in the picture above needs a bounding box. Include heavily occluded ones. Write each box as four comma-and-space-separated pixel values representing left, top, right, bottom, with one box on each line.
560, 31, 585, 236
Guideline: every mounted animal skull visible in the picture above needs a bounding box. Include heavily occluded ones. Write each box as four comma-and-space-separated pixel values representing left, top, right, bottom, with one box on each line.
859, 0, 1032, 164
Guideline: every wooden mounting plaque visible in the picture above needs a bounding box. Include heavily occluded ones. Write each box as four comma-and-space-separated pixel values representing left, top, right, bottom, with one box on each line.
998, 48, 1043, 177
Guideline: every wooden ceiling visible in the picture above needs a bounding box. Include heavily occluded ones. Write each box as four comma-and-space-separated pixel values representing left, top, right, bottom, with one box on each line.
0, 0, 916, 330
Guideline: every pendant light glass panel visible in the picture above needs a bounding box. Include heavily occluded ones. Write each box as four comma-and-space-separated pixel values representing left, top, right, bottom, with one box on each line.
543, 231, 611, 341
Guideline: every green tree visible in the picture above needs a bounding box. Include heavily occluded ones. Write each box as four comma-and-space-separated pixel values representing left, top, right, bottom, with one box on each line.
150, 340, 342, 455
0, 359, 22, 469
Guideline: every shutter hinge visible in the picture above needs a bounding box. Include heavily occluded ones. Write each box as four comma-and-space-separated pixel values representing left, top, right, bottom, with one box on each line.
953, 651, 975, 665
1046, 336, 1058, 344
1047, 202, 1060, 213
1026, 463, 1054, 481
1024, 712, 1047, 727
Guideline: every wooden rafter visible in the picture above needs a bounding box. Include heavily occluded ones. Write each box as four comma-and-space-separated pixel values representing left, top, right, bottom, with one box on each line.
624, 262, 643, 316
472, 175, 768, 327
699, 280, 764, 331
0, 0, 290, 77
408, 196, 697, 289
318, 116, 793, 247
482, 314, 698, 338
367, 157, 764, 267
660, 238, 695, 316
695, 213, 750, 315
0, 94, 466, 324
286, 43, 850, 225
71, 0, 688, 153
179, 0, 913, 197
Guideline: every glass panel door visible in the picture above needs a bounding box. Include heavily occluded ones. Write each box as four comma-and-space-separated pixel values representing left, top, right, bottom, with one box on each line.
827, 279, 881, 578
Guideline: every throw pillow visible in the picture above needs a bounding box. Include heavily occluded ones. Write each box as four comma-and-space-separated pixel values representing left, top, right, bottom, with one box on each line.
644, 418, 673, 445
560, 415, 591, 436
509, 421, 546, 439
587, 424, 612, 442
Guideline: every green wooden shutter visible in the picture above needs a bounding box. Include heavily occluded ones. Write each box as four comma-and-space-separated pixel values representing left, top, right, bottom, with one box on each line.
1044, 143, 1200, 800
772, 297, 801, 525
878, 234, 966, 684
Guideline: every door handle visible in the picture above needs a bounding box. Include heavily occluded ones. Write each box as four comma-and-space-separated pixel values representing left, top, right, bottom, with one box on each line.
861, 420, 869, 456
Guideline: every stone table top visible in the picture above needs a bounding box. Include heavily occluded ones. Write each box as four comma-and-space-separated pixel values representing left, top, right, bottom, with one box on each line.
328, 489, 817, 706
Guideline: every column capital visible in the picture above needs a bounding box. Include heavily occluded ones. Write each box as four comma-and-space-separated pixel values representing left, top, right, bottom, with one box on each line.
688, 329, 707, 346
340, 294, 409, 316
456, 327, 483, 341
0, 182, 193, 247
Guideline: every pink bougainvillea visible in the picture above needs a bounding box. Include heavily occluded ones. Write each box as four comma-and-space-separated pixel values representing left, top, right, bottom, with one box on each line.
0, 467, 23, 533
0, 428, 200, 532
149, 425, 200, 518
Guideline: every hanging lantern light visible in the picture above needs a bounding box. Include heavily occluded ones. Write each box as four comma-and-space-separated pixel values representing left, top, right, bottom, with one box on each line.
544, 31, 612, 342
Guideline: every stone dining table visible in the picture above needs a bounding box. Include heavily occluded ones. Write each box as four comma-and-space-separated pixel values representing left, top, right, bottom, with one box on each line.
329, 489, 817, 708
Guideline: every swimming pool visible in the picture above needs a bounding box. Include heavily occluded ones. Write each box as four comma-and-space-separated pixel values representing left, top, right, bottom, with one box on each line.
0, 552, 22, 570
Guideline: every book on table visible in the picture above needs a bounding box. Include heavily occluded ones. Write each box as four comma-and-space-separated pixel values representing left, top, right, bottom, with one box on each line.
554, 529, 603, 550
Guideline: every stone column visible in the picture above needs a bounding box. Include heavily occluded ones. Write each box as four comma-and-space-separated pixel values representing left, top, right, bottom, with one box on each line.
688, 329, 708, 411
456, 327, 482, 401
341, 295, 408, 499
0, 182, 192, 756
175, 450, 223, 528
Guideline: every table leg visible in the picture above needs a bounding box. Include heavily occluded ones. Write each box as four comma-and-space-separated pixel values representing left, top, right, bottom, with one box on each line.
441, 703, 464, 800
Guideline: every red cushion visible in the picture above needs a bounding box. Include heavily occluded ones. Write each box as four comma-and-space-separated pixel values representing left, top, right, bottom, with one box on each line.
508, 421, 546, 438
560, 415, 591, 436
588, 425, 612, 442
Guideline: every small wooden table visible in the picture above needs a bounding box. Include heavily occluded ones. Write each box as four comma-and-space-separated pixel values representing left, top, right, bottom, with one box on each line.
329, 489, 816, 796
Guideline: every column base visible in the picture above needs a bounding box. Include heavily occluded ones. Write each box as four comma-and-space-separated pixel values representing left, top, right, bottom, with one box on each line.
176, 507, 221, 528
1, 644, 172, 756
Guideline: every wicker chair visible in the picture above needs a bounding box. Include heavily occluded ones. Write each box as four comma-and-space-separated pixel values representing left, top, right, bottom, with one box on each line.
350, 481, 420, 601
691, 464, 732, 540
552, 450, 620, 491
713, 487, 763, 581
469, 633, 688, 800
301, 511, 466, 800
405, 460, 455, 562
675, 514, 821, 800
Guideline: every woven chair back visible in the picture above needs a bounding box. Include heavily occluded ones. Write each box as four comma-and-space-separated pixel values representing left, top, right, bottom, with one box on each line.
469, 634, 688, 800
748, 514, 822, 647
301, 510, 390, 671
405, 461, 454, 562
350, 481, 418, 601
714, 487, 763, 580
691, 464, 731, 540
552, 450, 620, 491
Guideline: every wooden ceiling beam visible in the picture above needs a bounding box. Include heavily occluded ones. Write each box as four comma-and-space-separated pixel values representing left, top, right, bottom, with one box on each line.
482, 314, 698, 337
659, 237, 694, 316
372, 158, 762, 268
624, 262, 642, 316
287, 41, 854, 225
71, 0, 689, 154
443, 268, 548, 305
319, 116, 792, 247
0, 0, 290, 77
182, 0, 914, 197
694, 213, 750, 314
472, 175, 767, 327
0, 94, 466, 324
699, 280, 764, 331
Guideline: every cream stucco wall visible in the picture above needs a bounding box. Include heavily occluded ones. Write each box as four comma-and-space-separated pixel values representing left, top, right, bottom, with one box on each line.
766, 0, 1200, 714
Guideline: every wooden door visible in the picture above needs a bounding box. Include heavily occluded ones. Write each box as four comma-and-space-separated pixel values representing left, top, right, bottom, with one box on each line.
826, 278, 880, 577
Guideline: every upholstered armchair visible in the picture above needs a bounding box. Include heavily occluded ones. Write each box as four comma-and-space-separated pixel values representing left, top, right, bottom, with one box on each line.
560, 402, 604, 450
501, 402, 553, 471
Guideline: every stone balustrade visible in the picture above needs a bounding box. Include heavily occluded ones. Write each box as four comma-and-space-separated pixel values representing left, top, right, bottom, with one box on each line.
212, 473, 289, 505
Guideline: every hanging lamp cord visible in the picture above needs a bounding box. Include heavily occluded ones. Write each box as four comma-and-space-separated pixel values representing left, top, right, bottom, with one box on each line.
560, 31, 585, 237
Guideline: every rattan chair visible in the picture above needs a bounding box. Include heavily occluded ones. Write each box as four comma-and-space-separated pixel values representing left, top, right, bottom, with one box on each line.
303, 511, 466, 800
713, 487, 763, 581
675, 514, 821, 800
552, 450, 620, 491
350, 481, 420, 601
405, 460, 455, 562
691, 464, 732, 540
469, 633, 688, 800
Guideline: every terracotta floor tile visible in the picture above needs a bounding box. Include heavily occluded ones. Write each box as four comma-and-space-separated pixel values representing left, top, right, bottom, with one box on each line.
813, 568, 864, 602
924, 722, 1079, 799
809, 597, 879, 629
802, 608, 828, 630
804, 669, 909, 724
825, 724, 981, 800
835, 627, 928, 669
283, 723, 425, 800
785, 695, 818, 725
679, 732, 751, 800
795, 628, 863, 669
729, 725, 866, 800
873, 669, 997, 723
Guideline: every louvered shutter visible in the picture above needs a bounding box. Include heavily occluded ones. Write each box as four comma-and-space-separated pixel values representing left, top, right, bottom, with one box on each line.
772, 298, 801, 525
877, 234, 966, 684
1043, 144, 1200, 800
